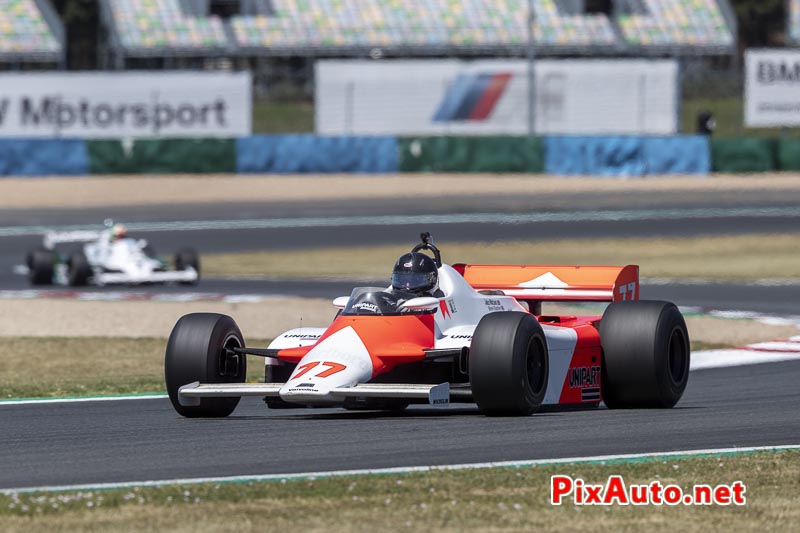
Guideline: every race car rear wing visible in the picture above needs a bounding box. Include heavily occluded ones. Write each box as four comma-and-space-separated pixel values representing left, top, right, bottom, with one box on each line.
43, 230, 103, 249
453, 264, 639, 303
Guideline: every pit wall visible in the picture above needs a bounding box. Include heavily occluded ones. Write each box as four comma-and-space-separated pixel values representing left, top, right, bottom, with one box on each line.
3, 135, 789, 176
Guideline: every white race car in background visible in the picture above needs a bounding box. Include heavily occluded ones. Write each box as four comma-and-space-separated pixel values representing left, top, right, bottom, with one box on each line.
25, 222, 200, 287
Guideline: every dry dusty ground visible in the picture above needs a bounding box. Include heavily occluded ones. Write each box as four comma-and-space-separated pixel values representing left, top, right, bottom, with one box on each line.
0, 298, 795, 346
2, 174, 800, 209
0, 298, 335, 339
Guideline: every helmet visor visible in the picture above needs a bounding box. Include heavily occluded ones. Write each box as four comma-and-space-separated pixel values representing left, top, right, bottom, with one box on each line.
392, 271, 437, 292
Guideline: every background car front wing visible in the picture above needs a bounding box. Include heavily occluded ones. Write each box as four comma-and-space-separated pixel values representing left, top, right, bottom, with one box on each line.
96, 268, 198, 285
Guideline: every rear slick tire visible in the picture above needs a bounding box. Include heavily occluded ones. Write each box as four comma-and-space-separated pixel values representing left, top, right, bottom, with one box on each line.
470, 312, 549, 416
175, 248, 200, 285
165, 313, 246, 417
599, 300, 690, 409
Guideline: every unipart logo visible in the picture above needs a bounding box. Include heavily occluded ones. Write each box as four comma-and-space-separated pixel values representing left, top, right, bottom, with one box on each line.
569, 366, 601, 388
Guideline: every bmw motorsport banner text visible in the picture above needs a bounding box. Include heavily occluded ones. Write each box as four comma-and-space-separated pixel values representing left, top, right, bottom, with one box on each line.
0, 71, 251, 138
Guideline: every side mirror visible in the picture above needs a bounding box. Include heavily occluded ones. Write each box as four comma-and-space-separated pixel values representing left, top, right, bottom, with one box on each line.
397, 297, 440, 313
332, 296, 349, 309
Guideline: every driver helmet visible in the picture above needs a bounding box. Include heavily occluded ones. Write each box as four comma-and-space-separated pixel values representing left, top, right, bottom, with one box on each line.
111, 224, 128, 241
391, 252, 438, 295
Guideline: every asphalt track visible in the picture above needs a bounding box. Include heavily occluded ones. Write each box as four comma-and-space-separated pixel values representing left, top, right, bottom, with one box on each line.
1, 193, 798, 490
1, 360, 798, 490
1, 196, 799, 315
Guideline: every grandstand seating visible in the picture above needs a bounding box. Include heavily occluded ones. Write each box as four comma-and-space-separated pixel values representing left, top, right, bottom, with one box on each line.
0, 0, 61, 59
107, 0, 228, 51
531, 0, 617, 47
617, 0, 733, 48
790, 0, 800, 44
229, 0, 618, 50
102, 0, 735, 56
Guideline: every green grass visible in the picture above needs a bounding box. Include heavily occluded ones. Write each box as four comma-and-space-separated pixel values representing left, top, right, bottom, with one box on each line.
202, 234, 800, 281
691, 341, 737, 352
252, 99, 314, 133
0, 449, 796, 531
0, 337, 269, 399
680, 97, 800, 138
682, 97, 745, 137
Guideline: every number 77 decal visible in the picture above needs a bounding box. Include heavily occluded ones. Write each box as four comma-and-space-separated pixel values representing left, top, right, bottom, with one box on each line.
291, 361, 348, 380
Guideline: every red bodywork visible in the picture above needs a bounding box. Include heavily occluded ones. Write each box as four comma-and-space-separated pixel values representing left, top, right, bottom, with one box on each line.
273, 264, 640, 406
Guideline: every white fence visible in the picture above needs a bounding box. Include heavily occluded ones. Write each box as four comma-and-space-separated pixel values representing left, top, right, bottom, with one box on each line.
316, 59, 678, 136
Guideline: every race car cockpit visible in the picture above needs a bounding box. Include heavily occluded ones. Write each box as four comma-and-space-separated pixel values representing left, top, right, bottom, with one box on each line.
342, 287, 432, 316
341, 233, 444, 316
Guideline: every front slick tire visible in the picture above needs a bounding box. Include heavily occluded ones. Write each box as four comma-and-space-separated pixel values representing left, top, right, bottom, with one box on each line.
175, 248, 200, 285
599, 300, 690, 409
470, 312, 549, 416
67, 250, 91, 287
28, 249, 55, 285
165, 313, 246, 418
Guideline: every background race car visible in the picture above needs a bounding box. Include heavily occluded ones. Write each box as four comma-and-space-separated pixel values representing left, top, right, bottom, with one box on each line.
166, 235, 690, 417
25, 221, 200, 287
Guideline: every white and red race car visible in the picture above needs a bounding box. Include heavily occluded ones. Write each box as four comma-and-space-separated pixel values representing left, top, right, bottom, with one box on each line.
165, 235, 690, 417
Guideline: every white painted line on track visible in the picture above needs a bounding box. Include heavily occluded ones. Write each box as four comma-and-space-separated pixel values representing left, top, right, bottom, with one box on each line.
692, 349, 800, 370
2, 206, 800, 238
644, 277, 800, 287
0, 394, 166, 406
691, 335, 800, 370
2, 444, 798, 495
747, 341, 800, 352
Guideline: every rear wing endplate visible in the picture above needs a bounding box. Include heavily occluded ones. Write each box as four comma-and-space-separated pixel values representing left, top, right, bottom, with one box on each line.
454, 264, 639, 303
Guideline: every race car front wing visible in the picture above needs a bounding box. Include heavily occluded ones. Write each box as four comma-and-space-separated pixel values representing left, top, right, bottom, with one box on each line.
178, 381, 456, 407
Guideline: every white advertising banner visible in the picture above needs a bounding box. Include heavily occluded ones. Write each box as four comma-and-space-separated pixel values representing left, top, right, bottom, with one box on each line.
745, 49, 800, 127
316, 59, 678, 135
0, 71, 251, 138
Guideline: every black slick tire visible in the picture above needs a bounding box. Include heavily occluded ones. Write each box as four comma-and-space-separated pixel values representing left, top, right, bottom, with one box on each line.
599, 300, 690, 408
67, 250, 92, 286
469, 311, 549, 416
174, 248, 200, 285
165, 313, 247, 417
28, 249, 56, 286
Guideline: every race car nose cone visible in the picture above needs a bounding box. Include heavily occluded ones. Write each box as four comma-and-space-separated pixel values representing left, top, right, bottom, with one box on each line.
279, 326, 373, 404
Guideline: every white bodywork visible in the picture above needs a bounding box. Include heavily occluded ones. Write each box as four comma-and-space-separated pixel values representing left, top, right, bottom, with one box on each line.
43, 229, 197, 285
268, 265, 556, 406
179, 264, 584, 407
